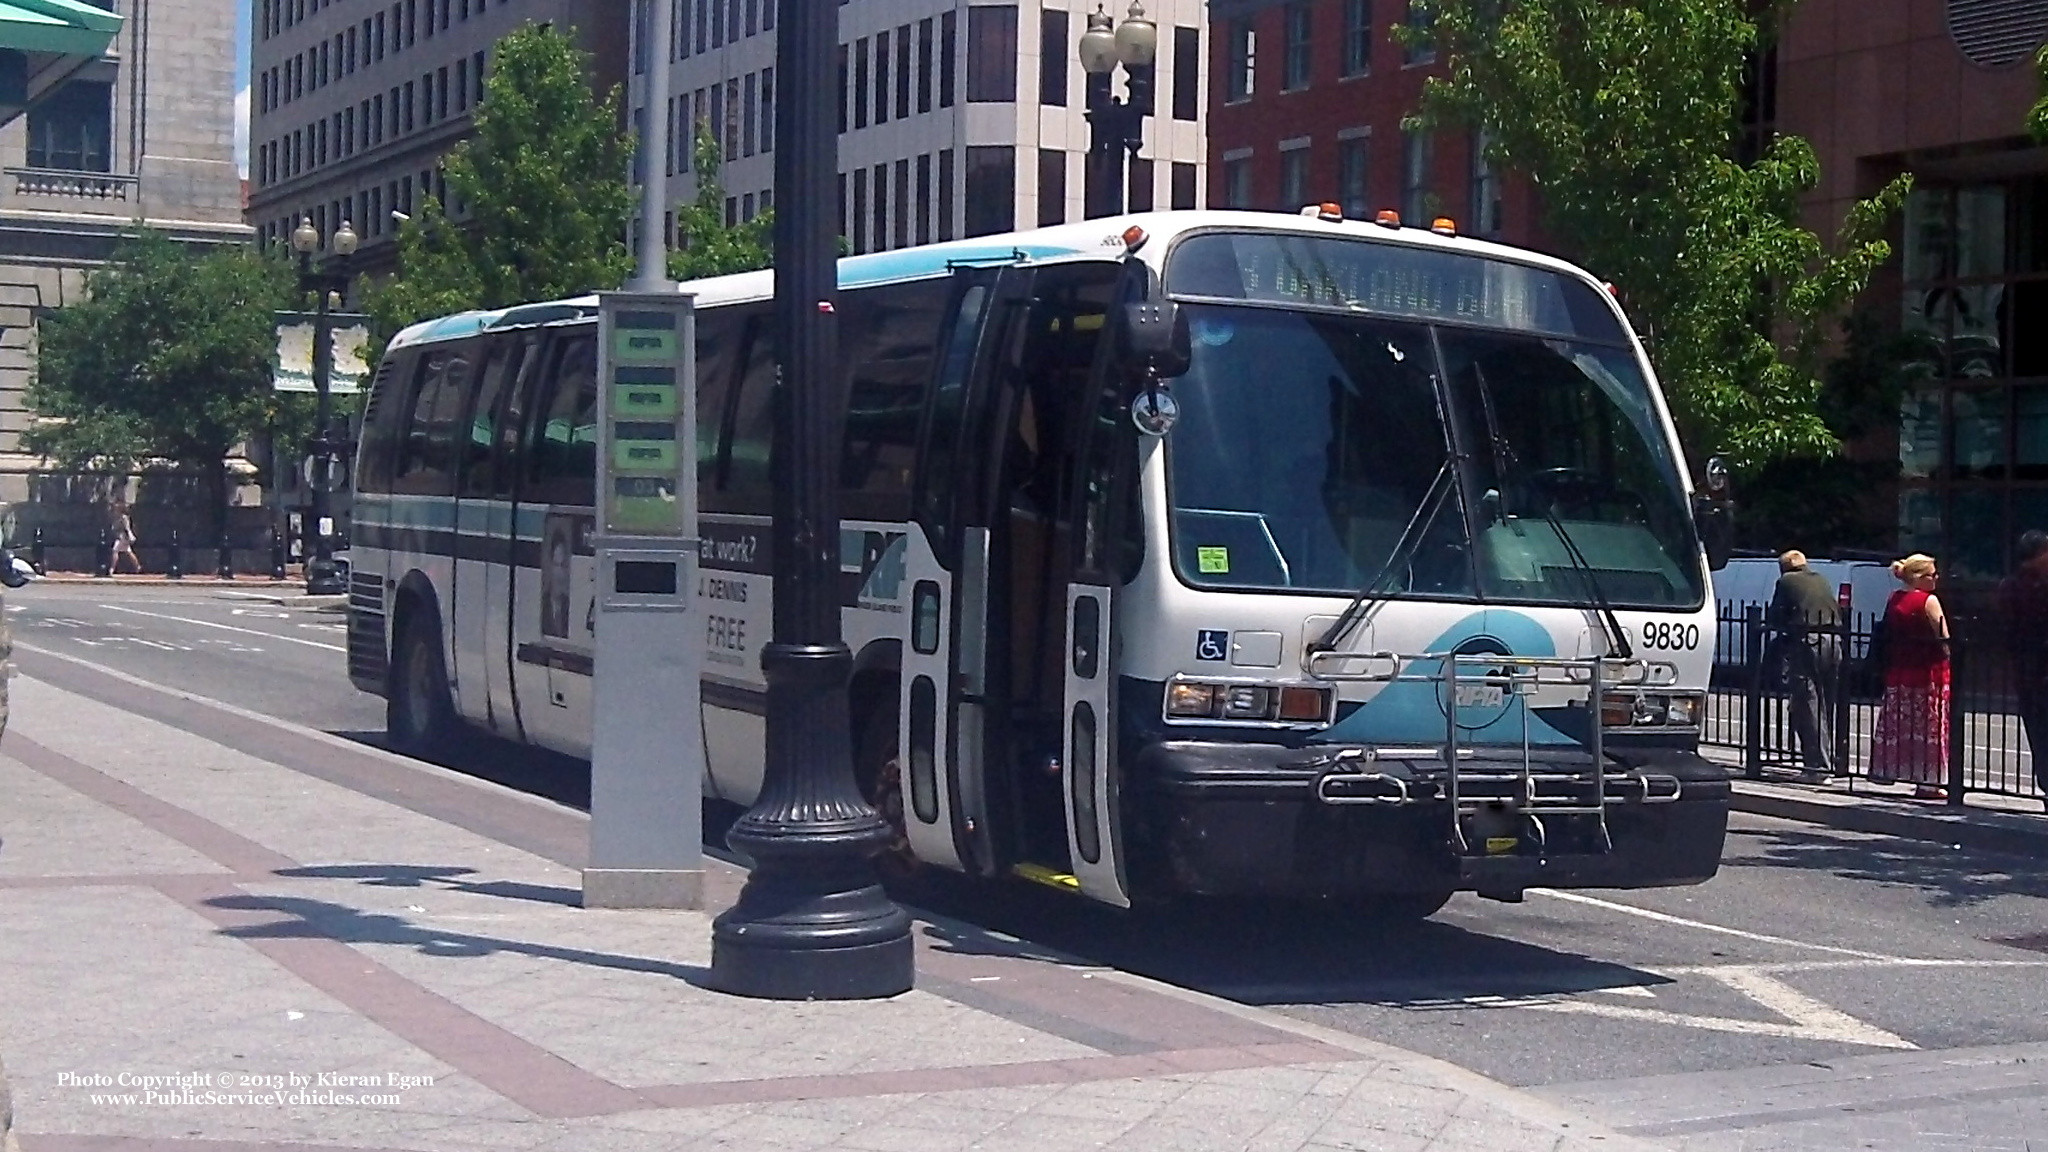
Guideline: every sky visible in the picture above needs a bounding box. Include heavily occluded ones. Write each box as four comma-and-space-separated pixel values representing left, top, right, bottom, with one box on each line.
235, 2, 250, 179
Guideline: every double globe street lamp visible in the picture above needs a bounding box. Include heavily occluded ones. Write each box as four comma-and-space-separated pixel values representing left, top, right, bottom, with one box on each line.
1078, 0, 1157, 219
289, 216, 358, 597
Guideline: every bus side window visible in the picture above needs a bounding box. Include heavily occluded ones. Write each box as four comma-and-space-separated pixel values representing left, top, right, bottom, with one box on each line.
494, 333, 543, 501
355, 353, 407, 494
457, 337, 512, 499
525, 333, 599, 507
392, 350, 469, 496
915, 282, 992, 553
694, 308, 741, 509
840, 280, 949, 522
722, 305, 778, 517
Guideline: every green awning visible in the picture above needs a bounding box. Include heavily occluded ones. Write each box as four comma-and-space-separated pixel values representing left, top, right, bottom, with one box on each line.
0, 0, 119, 58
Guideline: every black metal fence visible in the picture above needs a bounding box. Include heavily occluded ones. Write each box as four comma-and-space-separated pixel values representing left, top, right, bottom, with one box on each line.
1707, 603, 2044, 803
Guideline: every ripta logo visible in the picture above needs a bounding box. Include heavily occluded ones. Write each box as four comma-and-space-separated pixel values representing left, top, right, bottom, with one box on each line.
842, 529, 908, 606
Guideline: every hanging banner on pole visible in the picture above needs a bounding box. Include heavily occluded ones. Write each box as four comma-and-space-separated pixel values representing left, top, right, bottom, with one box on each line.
273, 311, 372, 393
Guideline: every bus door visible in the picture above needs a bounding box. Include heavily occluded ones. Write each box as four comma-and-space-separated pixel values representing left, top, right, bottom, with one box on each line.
1057, 320, 1140, 908
508, 328, 601, 759
905, 264, 1039, 876
450, 331, 538, 741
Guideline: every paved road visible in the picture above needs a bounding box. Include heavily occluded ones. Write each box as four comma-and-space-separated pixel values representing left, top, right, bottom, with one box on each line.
10, 583, 2048, 1151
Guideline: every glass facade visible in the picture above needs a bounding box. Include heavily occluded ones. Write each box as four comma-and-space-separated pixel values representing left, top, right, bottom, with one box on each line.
1897, 177, 2048, 579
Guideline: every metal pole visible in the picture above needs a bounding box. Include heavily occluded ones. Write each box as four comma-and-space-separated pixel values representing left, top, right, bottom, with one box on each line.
633, 0, 673, 291
1743, 604, 1764, 779
709, 0, 913, 1000
1083, 72, 1122, 219
305, 257, 342, 596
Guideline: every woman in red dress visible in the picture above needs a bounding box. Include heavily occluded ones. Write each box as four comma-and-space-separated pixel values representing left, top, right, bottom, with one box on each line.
1869, 553, 1951, 799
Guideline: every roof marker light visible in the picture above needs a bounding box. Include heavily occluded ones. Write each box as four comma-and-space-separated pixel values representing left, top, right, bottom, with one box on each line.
1374, 209, 1401, 229
1121, 225, 1149, 252
1431, 217, 1457, 236
1317, 202, 1343, 222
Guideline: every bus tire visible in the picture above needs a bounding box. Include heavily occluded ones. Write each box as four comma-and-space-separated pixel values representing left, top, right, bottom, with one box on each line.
388, 613, 457, 757
852, 690, 915, 879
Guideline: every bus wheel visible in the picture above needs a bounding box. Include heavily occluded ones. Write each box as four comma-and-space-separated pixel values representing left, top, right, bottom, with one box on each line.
388, 615, 456, 757
854, 697, 916, 879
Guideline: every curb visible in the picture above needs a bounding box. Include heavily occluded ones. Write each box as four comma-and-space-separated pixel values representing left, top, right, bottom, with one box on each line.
1730, 782, 2048, 859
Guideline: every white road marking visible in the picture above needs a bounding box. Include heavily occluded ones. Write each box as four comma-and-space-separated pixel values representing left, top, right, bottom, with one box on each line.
1513, 965, 1917, 1048
97, 604, 346, 653
1530, 888, 1901, 960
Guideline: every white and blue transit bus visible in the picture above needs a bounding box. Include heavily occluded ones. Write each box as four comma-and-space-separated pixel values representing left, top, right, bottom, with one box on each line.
347, 207, 1734, 918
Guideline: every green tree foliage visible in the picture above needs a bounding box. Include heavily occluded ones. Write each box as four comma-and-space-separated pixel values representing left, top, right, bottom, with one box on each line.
361, 22, 635, 352
668, 121, 775, 281
2032, 43, 2048, 142
1410, 0, 1910, 468
26, 233, 294, 530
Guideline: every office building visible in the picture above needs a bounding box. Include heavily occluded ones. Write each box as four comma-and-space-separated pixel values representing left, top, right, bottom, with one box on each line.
246, 0, 628, 264
639, 0, 1209, 252
0, 0, 246, 500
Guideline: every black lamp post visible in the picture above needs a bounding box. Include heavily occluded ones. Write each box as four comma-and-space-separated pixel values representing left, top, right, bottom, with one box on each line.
1079, 1, 1158, 219
707, 0, 914, 999
289, 215, 357, 597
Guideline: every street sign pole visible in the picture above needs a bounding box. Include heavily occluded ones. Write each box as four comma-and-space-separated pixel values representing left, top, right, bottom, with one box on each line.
583, 292, 705, 910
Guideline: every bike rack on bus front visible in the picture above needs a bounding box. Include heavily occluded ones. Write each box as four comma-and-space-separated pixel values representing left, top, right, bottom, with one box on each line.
1301, 650, 1685, 858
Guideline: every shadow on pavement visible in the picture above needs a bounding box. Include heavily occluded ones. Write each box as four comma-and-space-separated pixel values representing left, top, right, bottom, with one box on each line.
1723, 820, 2048, 908
274, 864, 583, 907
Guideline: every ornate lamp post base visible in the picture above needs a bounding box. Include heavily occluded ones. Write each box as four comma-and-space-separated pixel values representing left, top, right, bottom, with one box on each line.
710, 642, 912, 1000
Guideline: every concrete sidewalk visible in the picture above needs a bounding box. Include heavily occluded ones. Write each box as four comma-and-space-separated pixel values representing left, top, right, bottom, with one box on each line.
1703, 748, 2048, 859
0, 671, 1655, 1152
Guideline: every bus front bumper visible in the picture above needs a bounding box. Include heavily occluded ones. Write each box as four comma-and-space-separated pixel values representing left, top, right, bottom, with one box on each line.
1127, 741, 1731, 901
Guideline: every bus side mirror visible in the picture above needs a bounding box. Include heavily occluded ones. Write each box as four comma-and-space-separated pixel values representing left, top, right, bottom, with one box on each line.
1119, 300, 1191, 379
1695, 457, 1733, 571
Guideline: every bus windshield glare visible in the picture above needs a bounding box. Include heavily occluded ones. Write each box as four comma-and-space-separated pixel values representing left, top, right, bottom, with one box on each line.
1162, 233, 1704, 610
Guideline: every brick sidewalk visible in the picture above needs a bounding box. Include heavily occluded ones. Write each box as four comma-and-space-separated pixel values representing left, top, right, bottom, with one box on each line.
0, 665, 1655, 1152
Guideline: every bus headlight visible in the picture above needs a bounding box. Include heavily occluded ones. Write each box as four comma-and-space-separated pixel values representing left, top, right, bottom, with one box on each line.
1166, 682, 1219, 717
1600, 691, 1703, 728
1164, 679, 1332, 724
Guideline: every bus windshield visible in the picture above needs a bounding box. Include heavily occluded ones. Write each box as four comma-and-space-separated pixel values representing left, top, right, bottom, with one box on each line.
1162, 301, 1704, 610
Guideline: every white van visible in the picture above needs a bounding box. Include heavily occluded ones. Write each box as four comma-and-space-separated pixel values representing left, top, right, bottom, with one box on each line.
1712, 551, 1894, 662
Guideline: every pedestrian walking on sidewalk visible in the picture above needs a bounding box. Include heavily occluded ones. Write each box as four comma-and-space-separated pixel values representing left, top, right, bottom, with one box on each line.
1998, 529, 2048, 810
1769, 549, 1841, 782
107, 500, 140, 574
1870, 553, 1951, 800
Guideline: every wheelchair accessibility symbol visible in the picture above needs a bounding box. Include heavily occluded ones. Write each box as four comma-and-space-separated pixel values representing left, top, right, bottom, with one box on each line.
1196, 630, 1229, 662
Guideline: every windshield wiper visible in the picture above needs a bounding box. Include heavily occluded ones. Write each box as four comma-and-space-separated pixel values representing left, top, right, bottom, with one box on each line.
1469, 363, 1633, 661
1311, 457, 1457, 654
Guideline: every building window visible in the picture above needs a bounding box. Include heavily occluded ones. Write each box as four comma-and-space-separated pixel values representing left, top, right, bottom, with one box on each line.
1171, 26, 1199, 121
875, 29, 891, 124
966, 6, 1017, 103
938, 148, 956, 240
838, 44, 849, 132
854, 38, 869, 129
1127, 156, 1153, 212
940, 12, 957, 107
1171, 161, 1198, 210
1278, 143, 1308, 210
1038, 148, 1065, 227
743, 72, 757, 158
918, 18, 934, 113
1402, 128, 1431, 221
1338, 133, 1369, 219
1342, 0, 1371, 76
1225, 19, 1254, 102
895, 158, 911, 247
1469, 131, 1501, 236
1403, 0, 1434, 65
916, 152, 933, 243
28, 81, 111, 172
1041, 10, 1068, 107
873, 162, 888, 249
760, 67, 774, 152
896, 24, 912, 119
964, 145, 1012, 236
852, 167, 868, 253
1282, 2, 1311, 90
1222, 152, 1252, 208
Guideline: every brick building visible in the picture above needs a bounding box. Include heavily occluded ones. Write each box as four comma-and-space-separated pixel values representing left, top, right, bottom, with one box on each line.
1206, 0, 2048, 575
